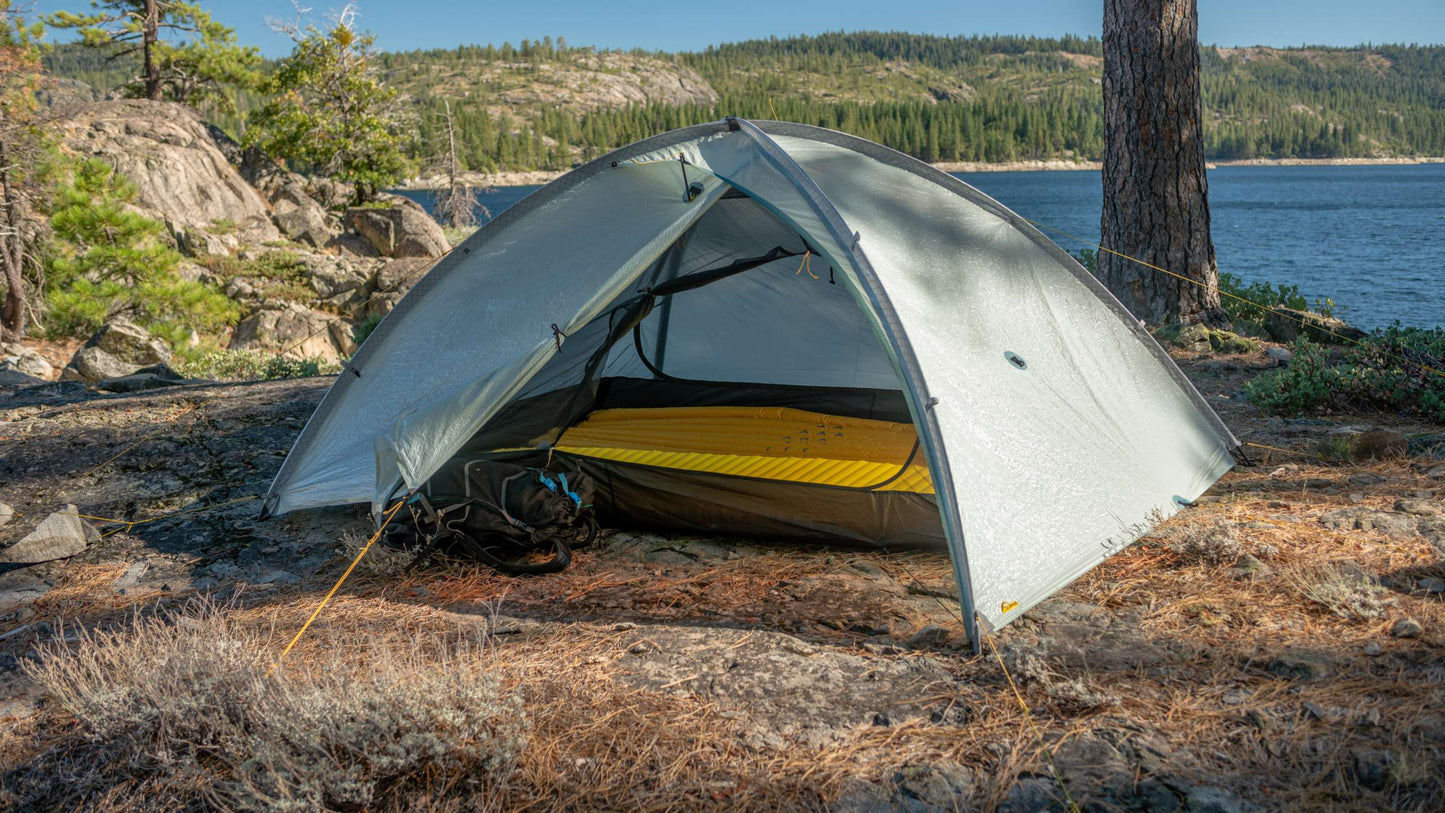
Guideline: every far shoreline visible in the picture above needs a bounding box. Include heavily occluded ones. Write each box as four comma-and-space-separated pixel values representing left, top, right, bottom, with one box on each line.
399, 155, 1445, 190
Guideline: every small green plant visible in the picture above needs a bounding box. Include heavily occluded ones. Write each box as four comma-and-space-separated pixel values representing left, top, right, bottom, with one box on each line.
176, 349, 338, 380
199, 249, 313, 303
1218, 271, 1338, 326
1070, 247, 1096, 274
352, 312, 383, 345
206, 217, 237, 234
42, 158, 238, 346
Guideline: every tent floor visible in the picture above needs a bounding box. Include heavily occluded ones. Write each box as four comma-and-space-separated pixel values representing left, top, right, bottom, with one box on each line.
547, 406, 943, 548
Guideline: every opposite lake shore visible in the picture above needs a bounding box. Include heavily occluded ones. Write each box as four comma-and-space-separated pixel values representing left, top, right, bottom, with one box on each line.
399, 155, 1445, 189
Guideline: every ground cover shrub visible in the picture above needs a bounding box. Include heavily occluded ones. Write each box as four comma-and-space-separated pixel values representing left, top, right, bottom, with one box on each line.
1246, 326, 1445, 420
12, 600, 527, 810
176, 348, 338, 380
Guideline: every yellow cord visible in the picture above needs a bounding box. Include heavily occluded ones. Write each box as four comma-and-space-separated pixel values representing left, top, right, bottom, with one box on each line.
985, 631, 1081, 813
1028, 219, 1445, 381
76, 494, 261, 539
266, 501, 406, 678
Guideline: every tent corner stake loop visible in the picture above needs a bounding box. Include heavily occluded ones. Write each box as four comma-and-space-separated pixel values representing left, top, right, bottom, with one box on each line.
550, 323, 564, 352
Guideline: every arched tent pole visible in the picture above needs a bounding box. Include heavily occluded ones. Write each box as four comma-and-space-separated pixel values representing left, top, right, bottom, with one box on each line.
725, 117, 983, 654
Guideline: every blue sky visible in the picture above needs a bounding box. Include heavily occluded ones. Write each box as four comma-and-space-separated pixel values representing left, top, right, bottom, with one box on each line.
32, 0, 1445, 57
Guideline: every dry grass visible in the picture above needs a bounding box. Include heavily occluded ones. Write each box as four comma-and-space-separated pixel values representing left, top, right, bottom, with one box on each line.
4, 598, 526, 811
4, 404, 1445, 809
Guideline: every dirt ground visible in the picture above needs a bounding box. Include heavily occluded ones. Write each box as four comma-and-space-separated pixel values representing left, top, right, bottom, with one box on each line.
1, 350, 1443, 811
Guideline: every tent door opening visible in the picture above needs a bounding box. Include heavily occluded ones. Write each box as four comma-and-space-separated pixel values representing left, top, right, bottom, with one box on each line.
440, 185, 946, 548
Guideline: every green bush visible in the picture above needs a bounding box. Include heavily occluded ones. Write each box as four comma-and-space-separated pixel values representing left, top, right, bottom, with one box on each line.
199, 249, 313, 302
1218, 271, 1338, 325
176, 349, 338, 381
1245, 327, 1445, 421
352, 312, 383, 346
42, 159, 238, 346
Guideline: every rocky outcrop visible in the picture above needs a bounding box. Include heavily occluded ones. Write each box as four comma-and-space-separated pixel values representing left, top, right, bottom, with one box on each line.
52, 99, 278, 241
61, 318, 172, 382
0, 505, 95, 565
0, 342, 53, 380
229, 302, 356, 362
1265, 307, 1369, 344
271, 182, 341, 248
344, 197, 449, 259
367, 258, 433, 317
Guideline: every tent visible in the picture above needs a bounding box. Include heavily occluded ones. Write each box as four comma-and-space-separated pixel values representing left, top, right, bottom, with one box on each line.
262, 118, 1238, 646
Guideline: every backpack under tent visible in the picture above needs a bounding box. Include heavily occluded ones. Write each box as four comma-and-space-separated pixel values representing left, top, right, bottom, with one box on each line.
261, 118, 1239, 648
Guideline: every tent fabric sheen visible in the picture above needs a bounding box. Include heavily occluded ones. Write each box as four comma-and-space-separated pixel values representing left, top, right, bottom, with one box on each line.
263, 118, 1236, 637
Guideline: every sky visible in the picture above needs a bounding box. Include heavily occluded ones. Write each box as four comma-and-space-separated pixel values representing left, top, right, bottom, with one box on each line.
30, 0, 1445, 57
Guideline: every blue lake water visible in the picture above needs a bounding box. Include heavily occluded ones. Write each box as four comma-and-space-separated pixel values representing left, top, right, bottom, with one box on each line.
397, 163, 1445, 330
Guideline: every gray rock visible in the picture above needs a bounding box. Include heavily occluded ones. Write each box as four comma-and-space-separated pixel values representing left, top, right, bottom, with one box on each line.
1351, 748, 1394, 791
998, 777, 1068, 813
173, 224, 233, 258
0, 571, 50, 610
303, 253, 375, 309
893, 762, 974, 810
1186, 785, 1246, 813
1428, 466, 1445, 479
228, 302, 354, 362
0, 503, 13, 528
52, 99, 279, 240
905, 625, 950, 649
344, 197, 449, 258
273, 185, 340, 248
61, 317, 172, 382
0, 505, 92, 564
1263, 345, 1293, 365
1414, 577, 1445, 596
98, 363, 190, 393
113, 561, 151, 592
255, 569, 299, 585
1318, 508, 1417, 537
0, 367, 46, 388
1392, 617, 1423, 639
1394, 498, 1439, 517
0, 342, 53, 379
1408, 433, 1445, 459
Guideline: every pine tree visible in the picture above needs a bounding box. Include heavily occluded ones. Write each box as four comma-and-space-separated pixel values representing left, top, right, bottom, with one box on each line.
246, 6, 412, 204
46, 0, 257, 106
0, 0, 46, 340
43, 158, 237, 346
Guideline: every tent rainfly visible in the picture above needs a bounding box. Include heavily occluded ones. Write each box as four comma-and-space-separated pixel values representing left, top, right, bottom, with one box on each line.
262, 118, 1238, 648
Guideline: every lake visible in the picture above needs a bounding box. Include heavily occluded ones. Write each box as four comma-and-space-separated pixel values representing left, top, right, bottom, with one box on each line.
396, 163, 1445, 331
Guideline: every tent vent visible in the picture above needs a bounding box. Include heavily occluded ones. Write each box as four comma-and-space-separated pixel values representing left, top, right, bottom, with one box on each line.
1005, 351, 1027, 370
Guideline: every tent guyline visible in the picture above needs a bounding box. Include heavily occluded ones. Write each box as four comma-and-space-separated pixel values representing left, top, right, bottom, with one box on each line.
1030, 220, 1445, 383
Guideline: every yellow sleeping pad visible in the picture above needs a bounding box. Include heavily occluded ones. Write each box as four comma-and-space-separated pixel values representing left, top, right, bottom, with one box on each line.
554, 406, 933, 494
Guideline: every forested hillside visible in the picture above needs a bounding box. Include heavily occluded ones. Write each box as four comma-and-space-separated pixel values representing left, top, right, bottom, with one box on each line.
44, 32, 1445, 174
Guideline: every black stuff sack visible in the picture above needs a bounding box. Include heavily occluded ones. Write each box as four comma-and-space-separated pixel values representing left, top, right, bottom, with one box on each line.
399, 458, 597, 575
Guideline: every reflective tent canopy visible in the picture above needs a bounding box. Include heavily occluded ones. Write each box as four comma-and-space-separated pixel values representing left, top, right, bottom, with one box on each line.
263, 118, 1237, 645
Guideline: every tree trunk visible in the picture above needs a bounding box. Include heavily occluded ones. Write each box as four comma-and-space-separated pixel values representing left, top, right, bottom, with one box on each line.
142, 0, 161, 101
0, 143, 27, 341
1100, 0, 1227, 327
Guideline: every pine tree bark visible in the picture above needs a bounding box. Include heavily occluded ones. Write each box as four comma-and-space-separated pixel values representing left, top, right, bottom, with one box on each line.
142, 0, 161, 101
0, 139, 28, 341
1100, 0, 1228, 327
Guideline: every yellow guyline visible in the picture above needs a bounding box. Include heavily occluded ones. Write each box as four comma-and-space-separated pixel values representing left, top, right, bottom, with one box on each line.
1028, 219, 1445, 382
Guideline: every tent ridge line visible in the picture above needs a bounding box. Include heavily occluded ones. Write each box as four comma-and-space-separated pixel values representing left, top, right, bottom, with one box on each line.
731, 118, 982, 654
